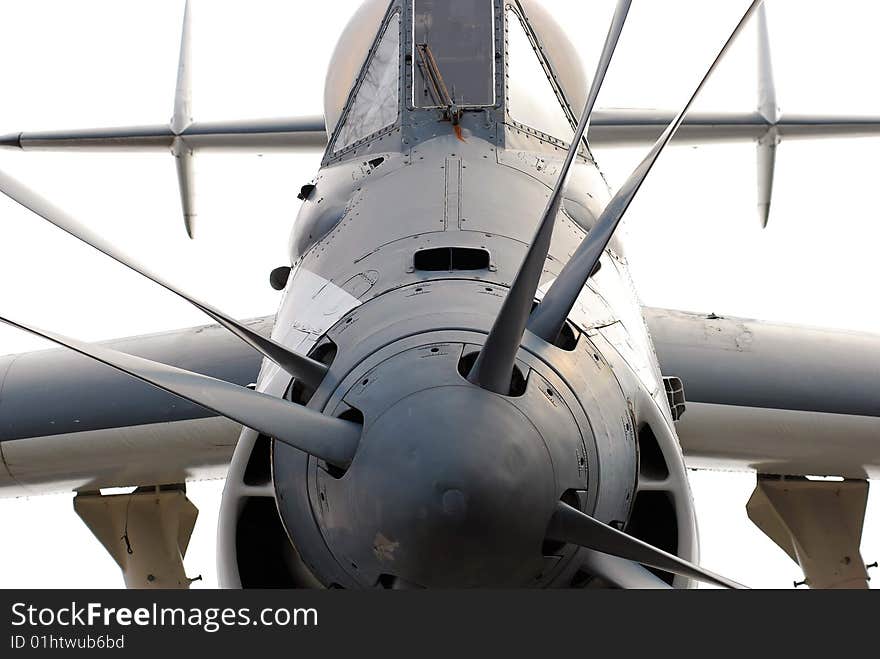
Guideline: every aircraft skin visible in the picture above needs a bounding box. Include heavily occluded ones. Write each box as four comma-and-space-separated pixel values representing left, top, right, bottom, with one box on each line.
208, 0, 692, 589
1, 0, 879, 589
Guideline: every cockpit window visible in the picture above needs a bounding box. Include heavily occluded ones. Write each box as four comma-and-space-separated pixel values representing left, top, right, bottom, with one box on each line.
506, 8, 574, 143
413, 0, 495, 108
334, 13, 401, 153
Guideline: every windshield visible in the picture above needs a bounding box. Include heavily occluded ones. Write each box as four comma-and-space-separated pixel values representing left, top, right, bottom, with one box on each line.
506, 8, 574, 143
334, 14, 401, 152
412, 0, 495, 108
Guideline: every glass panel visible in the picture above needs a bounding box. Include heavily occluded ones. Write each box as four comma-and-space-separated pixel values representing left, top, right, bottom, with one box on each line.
413, 0, 495, 108
334, 14, 401, 152
506, 9, 573, 143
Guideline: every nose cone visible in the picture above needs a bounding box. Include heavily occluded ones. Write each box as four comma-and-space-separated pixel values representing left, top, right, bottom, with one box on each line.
320, 385, 558, 588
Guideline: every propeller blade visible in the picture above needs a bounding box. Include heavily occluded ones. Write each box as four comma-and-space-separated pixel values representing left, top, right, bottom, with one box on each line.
528, 0, 764, 343
578, 548, 672, 589
547, 502, 745, 589
468, 0, 632, 394
0, 168, 329, 389
0, 314, 361, 469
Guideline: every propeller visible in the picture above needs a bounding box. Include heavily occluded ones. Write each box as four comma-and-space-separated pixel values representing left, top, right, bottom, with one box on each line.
575, 549, 673, 590
547, 502, 745, 589
0, 169, 329, 390
0, 314, 361, 469
468, 0, 632, 394
528, 0, 764, 343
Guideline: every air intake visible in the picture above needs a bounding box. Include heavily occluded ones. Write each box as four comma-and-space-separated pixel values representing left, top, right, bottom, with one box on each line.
413, 247, 491, 272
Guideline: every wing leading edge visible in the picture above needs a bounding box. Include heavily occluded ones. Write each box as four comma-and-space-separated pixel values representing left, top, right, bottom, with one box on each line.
645, 307, 880, 480
4, 308, 878, 497
0, 319, 269, 498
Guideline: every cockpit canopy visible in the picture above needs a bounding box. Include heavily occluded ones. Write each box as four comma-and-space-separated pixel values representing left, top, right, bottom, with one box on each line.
412, 0, 496, 109
324, 0, 589, 155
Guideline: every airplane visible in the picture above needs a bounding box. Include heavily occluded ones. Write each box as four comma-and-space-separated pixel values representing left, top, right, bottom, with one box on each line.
1, 0, 879, 590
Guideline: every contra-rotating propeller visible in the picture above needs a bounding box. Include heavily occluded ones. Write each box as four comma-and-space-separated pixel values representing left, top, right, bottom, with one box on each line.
468, 0, 632, 395
468, 0, 765, 587
0, 0, 763, 589
0, 314, 360, 469
0, 2, 320, 386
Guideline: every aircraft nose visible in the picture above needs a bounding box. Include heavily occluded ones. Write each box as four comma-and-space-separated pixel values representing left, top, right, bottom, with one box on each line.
317, 385, 559, 588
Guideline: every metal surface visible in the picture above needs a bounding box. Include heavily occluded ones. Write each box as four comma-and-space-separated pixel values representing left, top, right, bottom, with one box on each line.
172, 136, 197, 238
171, 1, 194, 136
3, 0, 878, 590
529, 0, 764, 344
0, 168, 328, 389
1, 118, 327, 152
756, 4, 778, 125
170, 1, 196, 236
645, 308, 880, 418
588, 109, 880, 146
1, 418, 239, 498
756, 3, 778, 228
547, 502, 745, 589
0, 315, 361, 469
0, 320, 266, 442
748, 477, 870, 589
75, 487, 199, 589
756, 128, 778, 228
676, 403, 880, 479
576, 549, 672, 589
468, 0, 630, 394
648, 307, 880, 478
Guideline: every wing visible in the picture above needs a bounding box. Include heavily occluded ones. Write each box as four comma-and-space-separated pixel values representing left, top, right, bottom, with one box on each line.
0, 319, 270, 497
645, 307, 880, 479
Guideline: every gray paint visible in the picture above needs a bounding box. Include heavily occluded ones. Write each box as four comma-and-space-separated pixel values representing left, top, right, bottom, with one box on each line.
0, 167, 329, 387
2, 118, 327, 152
1, 417, 240, 498
0, 320, 268, 441
468, 0, 630, 395
5, 305, 878, 494
530, 0, 763, 343
547, 501, 743, 589
6, 0, 878, 590
644, 307, 880, 418
677, 402, 880, 480
0, 315, 361, 469
271, 279, 638, 588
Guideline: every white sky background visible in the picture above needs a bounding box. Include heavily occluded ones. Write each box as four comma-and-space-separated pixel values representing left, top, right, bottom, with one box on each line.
0, 0, 878, 589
